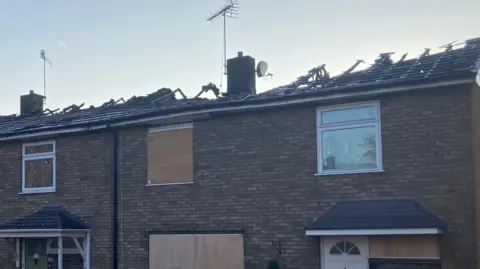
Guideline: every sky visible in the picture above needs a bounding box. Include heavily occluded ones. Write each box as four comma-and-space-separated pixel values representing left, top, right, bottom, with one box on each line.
0, 0, 478, 114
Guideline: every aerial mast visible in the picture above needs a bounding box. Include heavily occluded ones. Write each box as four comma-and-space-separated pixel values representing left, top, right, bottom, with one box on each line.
206, 0, 239, 86
40, 48, 52, 104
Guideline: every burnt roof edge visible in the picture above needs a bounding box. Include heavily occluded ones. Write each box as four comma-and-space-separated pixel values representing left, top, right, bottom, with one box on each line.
0, 74, 475, 141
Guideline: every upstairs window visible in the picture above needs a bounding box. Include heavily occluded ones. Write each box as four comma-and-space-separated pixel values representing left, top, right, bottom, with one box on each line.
22, 141, 56, 193
147, 124, 194, 185
317, 102, 382, 175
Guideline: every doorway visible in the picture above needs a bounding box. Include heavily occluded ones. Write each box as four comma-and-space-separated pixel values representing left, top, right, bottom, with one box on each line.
322, 237, 368, 269
24, 239, 48, 269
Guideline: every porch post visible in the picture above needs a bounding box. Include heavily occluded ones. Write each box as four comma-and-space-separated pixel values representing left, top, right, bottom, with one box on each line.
58, 237, 63, 269
15, 238, 20, 268
85, 232, 91, 269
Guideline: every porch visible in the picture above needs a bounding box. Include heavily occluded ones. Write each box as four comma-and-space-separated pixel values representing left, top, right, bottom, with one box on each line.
0, 206, 91, 269
305, 199, 447, 269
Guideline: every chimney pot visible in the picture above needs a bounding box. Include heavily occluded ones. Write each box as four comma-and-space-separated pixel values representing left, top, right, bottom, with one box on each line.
237, 51, 243, 57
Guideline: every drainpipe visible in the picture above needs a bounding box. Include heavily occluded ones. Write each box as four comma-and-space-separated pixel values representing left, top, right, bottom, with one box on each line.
110, 128, 119, 269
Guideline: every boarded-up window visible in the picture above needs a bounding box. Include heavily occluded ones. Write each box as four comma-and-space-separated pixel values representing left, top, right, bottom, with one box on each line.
148, 124, 193, 185
22, 141, 56, 193
149, 234, 244, 269
369, 235, 440, 258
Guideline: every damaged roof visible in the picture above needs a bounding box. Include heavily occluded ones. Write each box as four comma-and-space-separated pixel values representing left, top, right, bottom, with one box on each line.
1, 38, 479, 137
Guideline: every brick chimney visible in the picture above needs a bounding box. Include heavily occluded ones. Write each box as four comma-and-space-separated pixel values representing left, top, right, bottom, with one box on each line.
226, 51, 256, 96
20, 90, 44, 115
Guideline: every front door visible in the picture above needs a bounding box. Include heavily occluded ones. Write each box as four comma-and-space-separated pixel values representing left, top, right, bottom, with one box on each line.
323, 236, 368, 269
24, 239, 48, 269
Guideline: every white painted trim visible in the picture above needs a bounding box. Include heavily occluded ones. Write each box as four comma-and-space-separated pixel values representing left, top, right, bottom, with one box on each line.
22, 140, 56, 194
85, 232, 91, 269
0, 229, 90, 238
315, 169, 384, 176
148, 123, 193, 133
316, 101, 382, 174
0, 79, 471, 142
145, 181, 194, 187
16, 238, 20, 268
73, 238, 85, 259
305, 228, 442, 236
58, 236, 63, 269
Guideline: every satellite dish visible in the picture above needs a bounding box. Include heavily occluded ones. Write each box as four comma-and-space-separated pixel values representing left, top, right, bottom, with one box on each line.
256, 61, 269, 77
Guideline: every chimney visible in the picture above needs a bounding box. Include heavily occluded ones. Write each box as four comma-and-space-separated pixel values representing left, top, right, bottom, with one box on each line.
227, 51, 256, 96
20, 90, 44, 115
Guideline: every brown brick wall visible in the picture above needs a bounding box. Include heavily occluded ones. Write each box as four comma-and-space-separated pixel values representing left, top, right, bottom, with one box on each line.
0, 132, 114, 269
118, 85, 477, 269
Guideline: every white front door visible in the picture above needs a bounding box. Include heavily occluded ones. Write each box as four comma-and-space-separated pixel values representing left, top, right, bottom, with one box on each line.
323, 236, 368, 269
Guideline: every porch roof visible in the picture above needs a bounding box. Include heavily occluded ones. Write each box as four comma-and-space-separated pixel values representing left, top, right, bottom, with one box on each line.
0, 206, 90, 231
305, 199, 448, 236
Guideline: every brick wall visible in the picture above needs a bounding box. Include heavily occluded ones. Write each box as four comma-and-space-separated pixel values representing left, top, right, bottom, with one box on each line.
0, 132, 114, 269
118, 85, 477, 269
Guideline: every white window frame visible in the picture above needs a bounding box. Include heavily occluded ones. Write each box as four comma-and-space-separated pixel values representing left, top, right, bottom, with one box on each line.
21, 141, 56, 194
316, 101, 383, 175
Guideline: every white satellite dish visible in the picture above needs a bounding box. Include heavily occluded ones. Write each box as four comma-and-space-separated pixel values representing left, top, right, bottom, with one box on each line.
256, 61, 269, 77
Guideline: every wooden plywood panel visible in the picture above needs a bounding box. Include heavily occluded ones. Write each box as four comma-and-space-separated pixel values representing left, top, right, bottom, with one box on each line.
149, 235, 195, 269
369, 235, 440, 258
149, 234, 244, 269
148, 127, 193, 184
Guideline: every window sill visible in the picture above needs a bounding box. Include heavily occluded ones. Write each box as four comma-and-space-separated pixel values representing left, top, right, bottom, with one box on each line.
145, 182, 194, 187
315, 169, 385, 176
19, 188, 56, 195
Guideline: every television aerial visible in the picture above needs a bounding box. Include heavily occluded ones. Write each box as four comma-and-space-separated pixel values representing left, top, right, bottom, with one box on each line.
206, 0, 239, 87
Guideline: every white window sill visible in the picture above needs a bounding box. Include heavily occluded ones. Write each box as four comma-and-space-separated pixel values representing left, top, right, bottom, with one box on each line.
19, 188, 56, 195
145, 182, 194, 187
315, 169, 385, 176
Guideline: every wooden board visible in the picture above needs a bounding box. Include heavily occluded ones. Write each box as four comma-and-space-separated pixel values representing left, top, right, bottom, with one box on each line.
149, 234, 244, 269
147, 127, 193, 184
369, 235, 440, 258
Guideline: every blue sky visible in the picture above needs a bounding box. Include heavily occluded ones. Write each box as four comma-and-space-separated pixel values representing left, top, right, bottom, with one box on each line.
0, 0, 478, 114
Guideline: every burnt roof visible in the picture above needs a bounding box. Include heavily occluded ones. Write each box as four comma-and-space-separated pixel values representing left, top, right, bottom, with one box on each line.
306, 199, 448, 231
1, 38, 479, 137
0, 206, 90, 230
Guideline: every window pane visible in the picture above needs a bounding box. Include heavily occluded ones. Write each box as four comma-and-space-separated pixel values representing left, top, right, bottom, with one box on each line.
322, 126, 377, 171
25, 144, 54, 155
321, 106, 377, 124
329, 245, 342, 254
24, 158, 54, 188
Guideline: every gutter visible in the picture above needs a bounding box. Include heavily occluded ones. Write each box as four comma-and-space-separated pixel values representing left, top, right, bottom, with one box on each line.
110, 128, 119, 269
0, 77, 473, 141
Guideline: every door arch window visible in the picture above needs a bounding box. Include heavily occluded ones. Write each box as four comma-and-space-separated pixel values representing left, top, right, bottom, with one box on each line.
329, 241, 361, 255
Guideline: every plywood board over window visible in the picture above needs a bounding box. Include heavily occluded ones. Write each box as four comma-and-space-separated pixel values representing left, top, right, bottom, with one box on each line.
149, 234, 244, 269
147, 124, 194, 185
369, 235, 440, 258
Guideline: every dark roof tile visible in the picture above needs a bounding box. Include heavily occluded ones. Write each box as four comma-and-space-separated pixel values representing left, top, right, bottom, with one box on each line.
0, 206, 90, 230
306, 199, 447, 231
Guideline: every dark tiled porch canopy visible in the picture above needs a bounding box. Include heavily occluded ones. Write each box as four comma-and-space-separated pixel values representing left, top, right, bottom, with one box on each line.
0, 206, 91, 269
0, 206, 90, 236
305, 199, 448, 236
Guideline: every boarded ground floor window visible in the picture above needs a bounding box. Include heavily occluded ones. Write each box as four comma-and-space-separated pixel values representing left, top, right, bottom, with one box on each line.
149, 233, 244, 269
